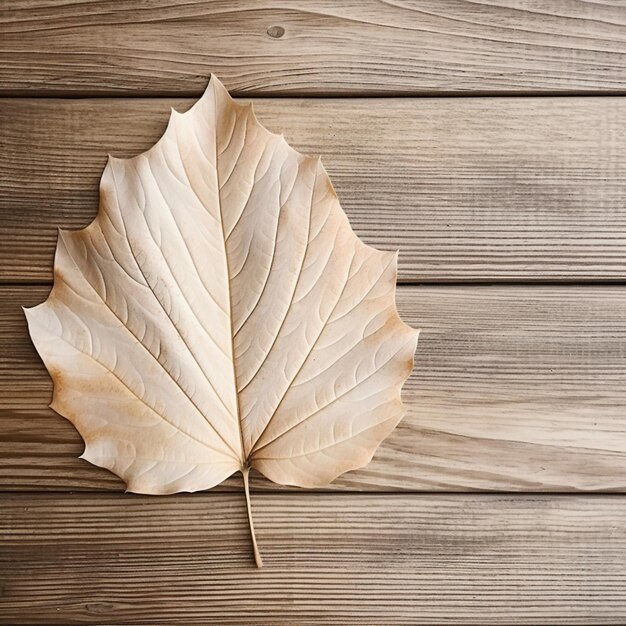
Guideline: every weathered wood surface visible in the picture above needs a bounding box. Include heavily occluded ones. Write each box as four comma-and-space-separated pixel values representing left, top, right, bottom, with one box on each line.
4, 284, 626, 492
2, 96, 626, 283
2, 0, 626, 97
3, 3, 626, 623
1, 493, 625, 625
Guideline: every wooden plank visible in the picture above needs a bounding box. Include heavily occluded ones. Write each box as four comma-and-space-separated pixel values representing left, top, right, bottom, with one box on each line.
2, 1, 626, 96
1, 492, 625, 624
2, 97, 626, 283
3, 284, 626, 493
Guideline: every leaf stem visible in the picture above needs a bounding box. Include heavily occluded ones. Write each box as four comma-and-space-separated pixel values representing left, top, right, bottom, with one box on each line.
242, 467, 263, 568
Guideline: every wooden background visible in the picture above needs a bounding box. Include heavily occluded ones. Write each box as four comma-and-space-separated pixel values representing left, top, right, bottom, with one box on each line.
2, 1, 626, 623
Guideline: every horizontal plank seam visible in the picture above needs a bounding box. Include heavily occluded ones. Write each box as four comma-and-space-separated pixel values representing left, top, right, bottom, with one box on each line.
4, 90, 626, 100
398, 279, 626, 286
9, 279, 626, 288
2, 490, 626, 497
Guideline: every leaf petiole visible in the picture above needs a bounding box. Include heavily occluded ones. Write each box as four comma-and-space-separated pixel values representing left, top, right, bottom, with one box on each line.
242, 466, 263, 568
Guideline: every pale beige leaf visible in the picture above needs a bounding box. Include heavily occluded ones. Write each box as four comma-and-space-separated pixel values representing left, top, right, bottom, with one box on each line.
24, 75, 419, 565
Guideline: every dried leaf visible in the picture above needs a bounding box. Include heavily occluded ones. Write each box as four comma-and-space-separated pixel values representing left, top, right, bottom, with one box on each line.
25, 76, 419, 567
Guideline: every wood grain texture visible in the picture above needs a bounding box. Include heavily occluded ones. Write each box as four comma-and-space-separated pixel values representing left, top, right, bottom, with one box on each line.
1, 493, 625, 624
3, 2, 626, 623
3, 96, 626, 282
2, 0, 626, 96
4, 284, 626, 492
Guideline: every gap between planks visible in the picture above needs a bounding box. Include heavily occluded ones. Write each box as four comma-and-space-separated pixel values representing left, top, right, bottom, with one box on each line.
5, 90, 626, 100
0, 488, 624, 497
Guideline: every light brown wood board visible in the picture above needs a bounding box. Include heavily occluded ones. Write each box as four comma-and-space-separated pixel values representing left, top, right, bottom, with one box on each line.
2, 0, 626, 96
2, 97, 626, 283
1, 493, 625, 624
3, 284, 626, 492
